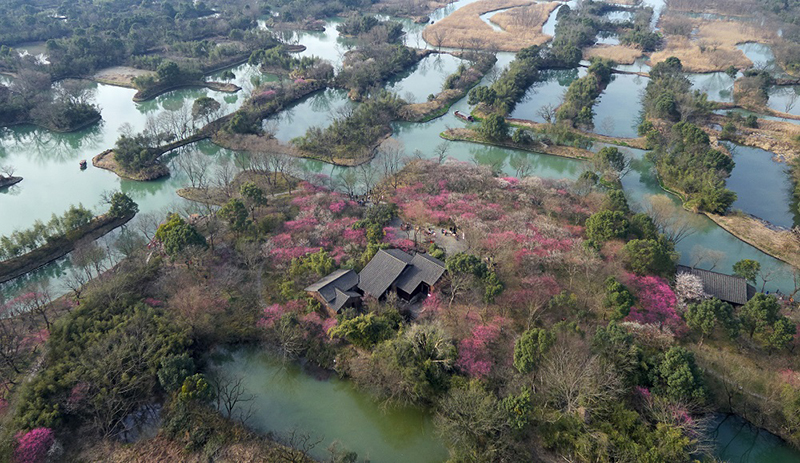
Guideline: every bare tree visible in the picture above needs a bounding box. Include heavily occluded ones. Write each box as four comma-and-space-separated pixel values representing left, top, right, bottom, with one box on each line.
358, 163, 379, 194
336, 169, 359, 199
465, 36, 486, 52
71, 240, 108, 281
645, 194, 698, 244
537, 104, 557, 124
433, 141, 450, 165
784, 90, 798, 115
21, 284, 54, 330
211, 373, 256, 422
0, 164, 15, 178
276, 428, 324, 463
0, 309, 27, 379
428, 27, 447, 51
214, 158, 238, 199
508, 154, 533, 178
176, 149, 210, 189
134, 210, 163, 243
689, 245, 726, 271
64, 267, 91, 302
539, 338, 623, 414
377, 138, 407, 190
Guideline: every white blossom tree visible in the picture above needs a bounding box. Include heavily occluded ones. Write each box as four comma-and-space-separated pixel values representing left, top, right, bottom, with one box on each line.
675, 272, 709, 309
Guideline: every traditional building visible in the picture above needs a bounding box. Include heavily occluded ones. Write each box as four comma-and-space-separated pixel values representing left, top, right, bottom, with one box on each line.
304, 268, 361, 317
305, 249, 446, 316
676, 265, 757, 306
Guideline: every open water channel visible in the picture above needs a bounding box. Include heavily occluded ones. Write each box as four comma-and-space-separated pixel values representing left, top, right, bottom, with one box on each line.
2, 0, 800, 460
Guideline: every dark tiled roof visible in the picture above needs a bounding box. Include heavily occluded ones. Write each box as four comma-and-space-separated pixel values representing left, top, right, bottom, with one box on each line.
330, 288, 361, 313
304, 268, 359, 303
358, 249, 412, 298
677, 265, 756, 305
395, 253, 446, 294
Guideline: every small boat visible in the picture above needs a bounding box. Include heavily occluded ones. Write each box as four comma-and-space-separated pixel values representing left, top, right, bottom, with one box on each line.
79, 160, 87, 170
454, 110, 474, 122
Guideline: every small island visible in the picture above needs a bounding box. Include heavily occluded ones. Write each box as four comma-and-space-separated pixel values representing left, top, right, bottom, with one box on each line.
0, 166, 22, 189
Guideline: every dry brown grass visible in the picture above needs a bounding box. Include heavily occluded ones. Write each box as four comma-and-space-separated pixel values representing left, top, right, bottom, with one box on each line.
706, 213, 800, 269
422, 0, 559, 52
650, 15, 777, 72
706, 113, 800, 161
667, 0, 752, 16
92, 66, 154, 88
583, 44, 643, 65
73, 436, 306, 463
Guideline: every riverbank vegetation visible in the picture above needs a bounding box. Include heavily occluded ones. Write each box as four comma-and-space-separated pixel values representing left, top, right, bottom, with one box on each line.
336, 44, 425, 100
400, 52, 496, 122
639, 58, 736, 213
130, 60, 241, 102
336, 15, 405, 43
248, 45, 328, 77
293, 92, 404, 163
0, 193, 138, 284
469, 45, 544, 115
0, 76, 100, 132
555, 58, 614, 128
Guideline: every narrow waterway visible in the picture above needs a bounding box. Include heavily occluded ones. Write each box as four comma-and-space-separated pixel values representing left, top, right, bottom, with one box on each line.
591, 72, 646, 138
510, 67, 586, 122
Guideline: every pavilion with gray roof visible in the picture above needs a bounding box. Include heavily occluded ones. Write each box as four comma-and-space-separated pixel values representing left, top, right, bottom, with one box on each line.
677, 265, 756, 306
304, 268, 361, 316
305, 249, 446, 315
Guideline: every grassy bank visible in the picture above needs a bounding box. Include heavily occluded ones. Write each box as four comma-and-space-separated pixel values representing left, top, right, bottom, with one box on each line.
441, 127, 594, 160
705, 212, 800, 269
177, 170, 299, 206
0, 212, 136, 284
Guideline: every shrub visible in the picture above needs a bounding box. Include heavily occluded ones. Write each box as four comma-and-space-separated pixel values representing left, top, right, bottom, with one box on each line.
622, 237, 676, 277
585, 210, 629, 242
477, 113, 509, 142
14, 428, 54, 463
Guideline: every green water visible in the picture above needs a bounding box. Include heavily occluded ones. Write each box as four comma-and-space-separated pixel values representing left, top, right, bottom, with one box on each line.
266, 88, 355, 143
386, 53, 466, 103
724, 142, 796, 228
592, 72, 647, 138
210, 348, 449, 463
510, 67, 586, 123
712, 414, 800, 462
